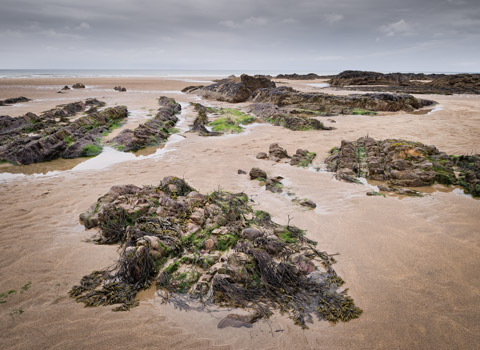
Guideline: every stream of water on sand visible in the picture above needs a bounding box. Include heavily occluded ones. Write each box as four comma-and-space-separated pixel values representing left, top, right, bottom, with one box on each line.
0, 103, 190, 182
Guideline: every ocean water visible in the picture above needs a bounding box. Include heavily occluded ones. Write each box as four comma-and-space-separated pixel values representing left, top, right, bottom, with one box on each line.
0, 69, 339, 79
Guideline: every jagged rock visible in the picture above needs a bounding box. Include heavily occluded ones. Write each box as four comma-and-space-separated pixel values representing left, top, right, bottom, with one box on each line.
251, 87, 433, 112
182, 74, 276, 103
329, 70, 480, 95
0, 96, 31, 106
325, 137, 480, 196
111, 97, 180, 152
72, 83, 85, 89
0, 104, 127, 165
269, 143, 289, 162
290, 149, 316, 167
249, 167, 267, 180
276, 73, 323, 80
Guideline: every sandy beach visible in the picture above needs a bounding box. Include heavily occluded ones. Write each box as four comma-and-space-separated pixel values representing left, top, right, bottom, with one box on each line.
0, 76, 479, 350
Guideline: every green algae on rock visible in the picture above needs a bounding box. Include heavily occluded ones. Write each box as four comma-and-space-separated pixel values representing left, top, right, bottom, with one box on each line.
325, 137, 480, 197
0, 100, 126, 165
72, 176, 362, 328
111, 97, 181, 152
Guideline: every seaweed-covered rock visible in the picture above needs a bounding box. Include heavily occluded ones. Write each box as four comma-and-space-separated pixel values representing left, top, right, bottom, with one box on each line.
111, 97, 181, 152
251, 87, 433, 112
290, 149, 316, 167
0, 96, 31, 106
0, 103, 127, 165
182, 74, 276, 103
248, 103, 332, 131
325, 137, 480, 196
71, 176, 362, 328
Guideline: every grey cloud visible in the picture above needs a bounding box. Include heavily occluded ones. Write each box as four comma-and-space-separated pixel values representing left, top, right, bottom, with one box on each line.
0, 0, 478, 72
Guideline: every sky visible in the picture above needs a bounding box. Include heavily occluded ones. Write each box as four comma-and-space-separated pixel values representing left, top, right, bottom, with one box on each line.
0, 0, 479, 72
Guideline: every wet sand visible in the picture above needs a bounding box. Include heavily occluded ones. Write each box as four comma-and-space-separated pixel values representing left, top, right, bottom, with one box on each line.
0, 77, 479, 349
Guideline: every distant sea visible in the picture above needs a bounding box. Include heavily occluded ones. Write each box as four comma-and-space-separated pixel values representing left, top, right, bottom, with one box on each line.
0, 69, 470, 79
0, 69, 340, 79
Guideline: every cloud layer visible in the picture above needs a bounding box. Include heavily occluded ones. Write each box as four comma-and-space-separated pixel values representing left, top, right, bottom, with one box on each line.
0, 0, 479, 72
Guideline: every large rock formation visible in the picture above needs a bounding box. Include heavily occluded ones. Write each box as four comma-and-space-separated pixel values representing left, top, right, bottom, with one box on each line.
111, 97, 181, 152
275, 73, 324, 80
0, 101, 126, 165
0, 96, 31, 106
329, 70, 480, 95
251, 87, 433, 112
182, 74, 276, 103
72, 176, 362, 328
325, 137, 480, 196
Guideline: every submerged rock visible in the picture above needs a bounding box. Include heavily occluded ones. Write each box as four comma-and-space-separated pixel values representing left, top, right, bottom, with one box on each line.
111, 96, 181, 152
72, 176, 362, 328
325, 137, 480, 197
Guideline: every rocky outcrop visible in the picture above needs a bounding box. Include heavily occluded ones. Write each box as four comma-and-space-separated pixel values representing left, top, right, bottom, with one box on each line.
248, 103, 332, 131
329, 70, 480, 95
275, 73, 324, 80
72, 83, 85, 89
329, 70, 427, 86
182, 74, 276, 103
188, 103, 222, 136
72, 176, 362, 328
0, 96, 31, 106
325, 137, 480, 196
251, 87, 433, 112
111, 97, 180, 152
0, 102, 127, 165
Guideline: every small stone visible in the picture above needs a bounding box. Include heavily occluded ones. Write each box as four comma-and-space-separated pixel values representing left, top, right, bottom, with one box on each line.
249, 167, 267, 180
299, 199, 316, 208
205, 238, 215, 250
187, 222, 200, 234
237, 169, 247, 174
218, 314, 256, 329
256, 152, 268, 159
242, 228, 263, 240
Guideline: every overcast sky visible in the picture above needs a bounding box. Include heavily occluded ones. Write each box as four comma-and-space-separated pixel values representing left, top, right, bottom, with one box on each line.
0, 0, 479, 72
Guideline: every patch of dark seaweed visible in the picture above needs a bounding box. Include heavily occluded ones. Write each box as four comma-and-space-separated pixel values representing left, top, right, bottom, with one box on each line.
71, 176, 362, 328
